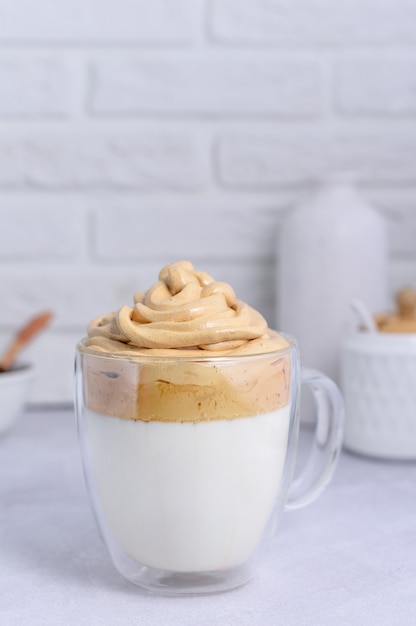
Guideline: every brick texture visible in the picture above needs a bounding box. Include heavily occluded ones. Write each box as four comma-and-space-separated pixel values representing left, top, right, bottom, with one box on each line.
0, 198, 87, 259
92, 201, 281, 262
90, 54, 321, 117
335, 56, 416, 115
211, 0, 416, 45
218, 129, 416, 186
0, 0, 198, 43
0, 132, 205, 189
0, 58, 71, 116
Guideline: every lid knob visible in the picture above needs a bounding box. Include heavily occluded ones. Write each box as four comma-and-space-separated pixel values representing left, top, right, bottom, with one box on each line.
375, 287, 416, 333
397, 288, 416, 319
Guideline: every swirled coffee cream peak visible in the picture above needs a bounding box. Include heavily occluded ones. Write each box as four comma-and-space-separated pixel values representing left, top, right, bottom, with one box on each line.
85, 260, 288, 356
80, 261, 291, 421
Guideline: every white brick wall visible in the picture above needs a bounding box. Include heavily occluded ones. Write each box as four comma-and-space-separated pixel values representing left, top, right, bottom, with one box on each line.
0, 132, 206, 188
210, 0, 416, 45
0, 58, 71, 116
335, 55, 416, 115
218, 128, 416, 186
0, 0, 199, 43
90, 54, 322, 117
0, 0, 415, 405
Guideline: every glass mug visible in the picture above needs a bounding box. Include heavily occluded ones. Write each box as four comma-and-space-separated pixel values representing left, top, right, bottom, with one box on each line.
75, 336, 344, 595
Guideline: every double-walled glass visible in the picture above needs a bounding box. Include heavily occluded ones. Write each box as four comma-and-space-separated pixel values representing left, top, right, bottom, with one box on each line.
75, 336, 344, 595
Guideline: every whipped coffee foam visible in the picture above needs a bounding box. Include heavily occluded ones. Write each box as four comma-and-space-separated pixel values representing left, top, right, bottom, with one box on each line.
84, 260, 289, 357
80, 261, 291, 422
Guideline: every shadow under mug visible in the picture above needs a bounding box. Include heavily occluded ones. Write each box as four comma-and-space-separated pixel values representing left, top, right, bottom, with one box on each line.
75, 336, 344, 595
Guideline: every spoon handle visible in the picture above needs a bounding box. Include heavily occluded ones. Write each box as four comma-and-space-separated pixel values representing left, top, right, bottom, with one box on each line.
0, 311, 53, 372
351, 299, 377, 333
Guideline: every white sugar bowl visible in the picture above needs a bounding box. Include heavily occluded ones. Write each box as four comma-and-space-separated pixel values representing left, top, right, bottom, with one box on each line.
341, 289, 416, 460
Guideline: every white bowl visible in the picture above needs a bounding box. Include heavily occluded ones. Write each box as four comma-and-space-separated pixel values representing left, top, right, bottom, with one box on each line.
341, 332, 416, 459
0, 363, 34, 435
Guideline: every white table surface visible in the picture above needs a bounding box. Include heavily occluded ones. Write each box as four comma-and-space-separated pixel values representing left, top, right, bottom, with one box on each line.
1, 408, 416, 626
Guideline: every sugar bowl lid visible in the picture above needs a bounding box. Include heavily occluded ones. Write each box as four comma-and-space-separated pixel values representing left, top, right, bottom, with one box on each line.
375, 288, 416, 333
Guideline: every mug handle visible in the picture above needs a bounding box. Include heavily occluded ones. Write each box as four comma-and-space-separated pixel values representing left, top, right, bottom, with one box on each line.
285, 368, 345, 511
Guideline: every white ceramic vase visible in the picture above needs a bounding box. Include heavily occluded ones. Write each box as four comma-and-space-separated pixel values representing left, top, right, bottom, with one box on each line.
276, 175, 388, 383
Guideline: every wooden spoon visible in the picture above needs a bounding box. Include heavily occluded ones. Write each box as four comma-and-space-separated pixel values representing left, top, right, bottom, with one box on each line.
0, 311, 53, 373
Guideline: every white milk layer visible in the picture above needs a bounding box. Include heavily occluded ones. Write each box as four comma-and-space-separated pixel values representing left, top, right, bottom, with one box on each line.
85, 405, 291, 573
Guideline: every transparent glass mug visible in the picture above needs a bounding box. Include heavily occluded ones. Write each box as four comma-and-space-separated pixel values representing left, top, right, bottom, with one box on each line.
75, 336, 344, 595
